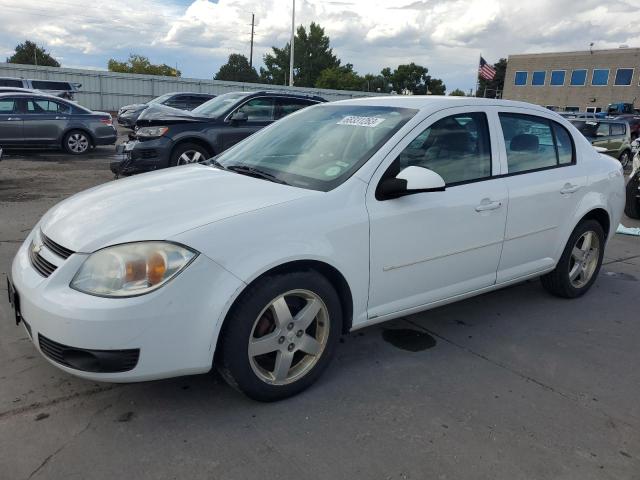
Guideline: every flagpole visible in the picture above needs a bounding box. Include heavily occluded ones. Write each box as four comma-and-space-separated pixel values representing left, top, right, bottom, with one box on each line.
475, 53, 481, 97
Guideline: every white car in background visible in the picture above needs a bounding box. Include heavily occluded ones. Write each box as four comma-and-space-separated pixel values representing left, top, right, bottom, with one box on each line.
9, 97, 625, 401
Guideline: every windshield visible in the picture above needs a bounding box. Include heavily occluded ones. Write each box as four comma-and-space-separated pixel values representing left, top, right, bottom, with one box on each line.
212, 104, 417, 191
148, 93, 174, 105
192, 92, 250, 118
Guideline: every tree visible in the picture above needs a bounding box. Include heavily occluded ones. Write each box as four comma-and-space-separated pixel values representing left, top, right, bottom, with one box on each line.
316, 64, 364, 91
449, 88, 466, 96
260, 22, 340, 87
6, 40, 60, 67
380, 63, 446, 95
477, 58, 506, 98
108, 54, 180, 77
214, 54, 259, 83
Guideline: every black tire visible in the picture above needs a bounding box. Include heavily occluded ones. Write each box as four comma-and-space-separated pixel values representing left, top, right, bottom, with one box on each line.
619, 150, 631, 169
217, 270, 343, 402
541, 220, 605, 298
625, 172, 640, 219
169, 142, 211, 167
63, 130, 91, 155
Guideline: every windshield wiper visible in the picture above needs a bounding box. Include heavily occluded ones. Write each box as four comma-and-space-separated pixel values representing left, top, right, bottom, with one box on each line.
226, 165, 290, 185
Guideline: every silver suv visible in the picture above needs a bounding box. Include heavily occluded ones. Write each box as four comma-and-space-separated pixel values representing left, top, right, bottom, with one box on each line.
0, 77, 81, 100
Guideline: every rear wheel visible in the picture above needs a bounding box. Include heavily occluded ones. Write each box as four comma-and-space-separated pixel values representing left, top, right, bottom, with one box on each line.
541, 220, 605, 298
217, 271, 342, 402
63, 130, 91, 155
169, 142, 210, 167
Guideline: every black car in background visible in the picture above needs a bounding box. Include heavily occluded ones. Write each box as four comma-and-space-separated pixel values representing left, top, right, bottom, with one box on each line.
111, 90, 326, 175
0, 92, 116, 154
117, 92, 215, 128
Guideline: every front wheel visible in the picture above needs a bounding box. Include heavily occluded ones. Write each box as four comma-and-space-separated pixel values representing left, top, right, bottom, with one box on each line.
217, 271, 343, 402
169, 142, 211, 167
541, 220, 605, 298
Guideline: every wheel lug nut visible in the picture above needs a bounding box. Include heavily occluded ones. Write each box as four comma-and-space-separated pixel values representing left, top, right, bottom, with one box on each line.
296, 330, 303, 337
288, 343, 295, 351
287, 322, 294, 330
278, 336, 285, 344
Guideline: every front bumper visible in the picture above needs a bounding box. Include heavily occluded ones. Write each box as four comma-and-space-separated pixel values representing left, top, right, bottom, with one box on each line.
110, 137, 173, 175
10, 229, 245, 382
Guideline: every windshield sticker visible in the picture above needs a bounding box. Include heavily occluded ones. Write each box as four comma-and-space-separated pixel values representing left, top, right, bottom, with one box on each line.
324, 166, 342, 177
337, 116, 385, 128
336, 161, 349, 167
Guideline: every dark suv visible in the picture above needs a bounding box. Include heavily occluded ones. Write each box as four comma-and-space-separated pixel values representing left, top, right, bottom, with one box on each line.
111, 91, 325, 175
117, 92, 215, 128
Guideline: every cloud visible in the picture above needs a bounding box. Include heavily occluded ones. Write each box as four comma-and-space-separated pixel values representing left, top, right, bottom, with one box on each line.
0, 0, 638, 91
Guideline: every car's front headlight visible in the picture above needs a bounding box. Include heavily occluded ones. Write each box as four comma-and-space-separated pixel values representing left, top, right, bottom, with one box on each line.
136, 126, 169, 138
71, 242, 197, 298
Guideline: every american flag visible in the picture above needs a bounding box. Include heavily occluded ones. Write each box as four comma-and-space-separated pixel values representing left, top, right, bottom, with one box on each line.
478, 57, 496, 81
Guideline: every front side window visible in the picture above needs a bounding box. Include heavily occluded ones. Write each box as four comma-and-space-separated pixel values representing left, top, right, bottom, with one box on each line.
214, 105, 417, 191
514, 71, 528, 86
570, 69, 587, 86
532, 71, 546, 86
591, 69, 609, 86
236, 98, 276, 122
614, 68, 633, 86
499, 113, 574, 173
550, 70, 565, 86
0, 98, 17, 113
394, 112, 492, 185
570, 121, 609, 139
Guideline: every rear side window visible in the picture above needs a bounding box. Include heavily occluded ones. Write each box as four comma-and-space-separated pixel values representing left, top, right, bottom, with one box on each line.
0, 78, 23, 87
0, 98, 18, 112
276, 98, 314, 119
30, 80, 72, 90
610, 123, 626, 136
27, 99, 71, 114
499, 113, 575, 173
395, 112, 492, 185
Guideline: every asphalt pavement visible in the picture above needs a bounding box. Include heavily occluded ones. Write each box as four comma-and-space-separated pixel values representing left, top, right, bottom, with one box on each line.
0, 148, 639, 480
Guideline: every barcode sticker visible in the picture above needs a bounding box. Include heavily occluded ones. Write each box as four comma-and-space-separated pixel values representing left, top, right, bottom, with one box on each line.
337, 116, 385, 128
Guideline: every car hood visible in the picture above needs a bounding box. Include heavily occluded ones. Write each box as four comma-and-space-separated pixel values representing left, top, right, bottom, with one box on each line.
39, 165, 316, 253
136, 104, 209, 126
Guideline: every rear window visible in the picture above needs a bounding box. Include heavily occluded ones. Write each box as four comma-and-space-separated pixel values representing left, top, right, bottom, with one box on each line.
30, 80, 73, 91
0, 78, 23, 87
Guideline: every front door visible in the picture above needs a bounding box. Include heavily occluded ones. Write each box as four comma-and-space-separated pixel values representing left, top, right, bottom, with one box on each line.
0, 97, 23, 146
22, 97, 72, 145
220, 97, 275, 151
366, 109, 508, 319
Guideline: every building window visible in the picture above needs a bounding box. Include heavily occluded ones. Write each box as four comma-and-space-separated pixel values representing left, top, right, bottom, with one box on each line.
564, 106, 579, 112
614, 68, 634, 86
570, 70, 587, 86
514, 71, 528, 86
550, 70, 565, 86
586, 107, 602, 113
531, 71, 545, 86
591, 69, 609, 86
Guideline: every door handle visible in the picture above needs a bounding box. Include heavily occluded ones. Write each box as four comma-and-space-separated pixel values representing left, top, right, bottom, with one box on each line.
55, 116, 68, 120
475, 200, 502, 212
7, 117, 21, 121
560, 183, 580, 194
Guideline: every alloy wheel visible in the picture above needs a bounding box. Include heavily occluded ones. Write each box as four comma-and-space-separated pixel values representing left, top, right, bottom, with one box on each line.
619, 151, 630, 169
568, 230, 601, 288
248, 289, 330, 385
68, 133, 89, 153
177, 150, 204, 165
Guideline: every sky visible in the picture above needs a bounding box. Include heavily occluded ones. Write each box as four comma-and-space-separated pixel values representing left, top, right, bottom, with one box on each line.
1, 0, 639, 92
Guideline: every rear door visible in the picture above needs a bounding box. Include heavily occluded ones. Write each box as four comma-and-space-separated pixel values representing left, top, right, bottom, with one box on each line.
22, 97, 72, 145
0, 97, 23, 146
589, 122, 612, 153
608, 122, 626, 154
495, 109, 587, 282
219, 97, 276, 151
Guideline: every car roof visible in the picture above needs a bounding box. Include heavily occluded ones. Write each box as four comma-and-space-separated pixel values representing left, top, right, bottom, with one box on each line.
0, 91, 67, 100
331, 95, 558, 113
242, 90, 326, 102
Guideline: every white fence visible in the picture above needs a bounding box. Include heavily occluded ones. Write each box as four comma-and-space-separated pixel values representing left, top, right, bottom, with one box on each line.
0, 63, 385, 111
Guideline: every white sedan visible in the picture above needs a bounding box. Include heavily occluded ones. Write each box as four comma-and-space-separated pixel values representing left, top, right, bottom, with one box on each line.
9, 97, 625, 401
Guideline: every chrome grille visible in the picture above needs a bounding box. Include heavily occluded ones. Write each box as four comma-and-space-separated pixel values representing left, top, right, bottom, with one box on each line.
29, 243, 57, 277
41, 231, 74, 259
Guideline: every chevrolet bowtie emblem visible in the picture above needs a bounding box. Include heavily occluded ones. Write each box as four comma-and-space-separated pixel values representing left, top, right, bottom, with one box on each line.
32, 243, 42, 254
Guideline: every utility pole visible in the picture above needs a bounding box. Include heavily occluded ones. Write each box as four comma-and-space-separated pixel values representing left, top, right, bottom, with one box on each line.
289, 0, 295, 86
249, 12, 255, 69
34, 43, 38, 68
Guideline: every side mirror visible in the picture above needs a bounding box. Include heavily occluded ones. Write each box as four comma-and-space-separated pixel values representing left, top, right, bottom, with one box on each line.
229, 111, 248, 123
377, 166, 446, 200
